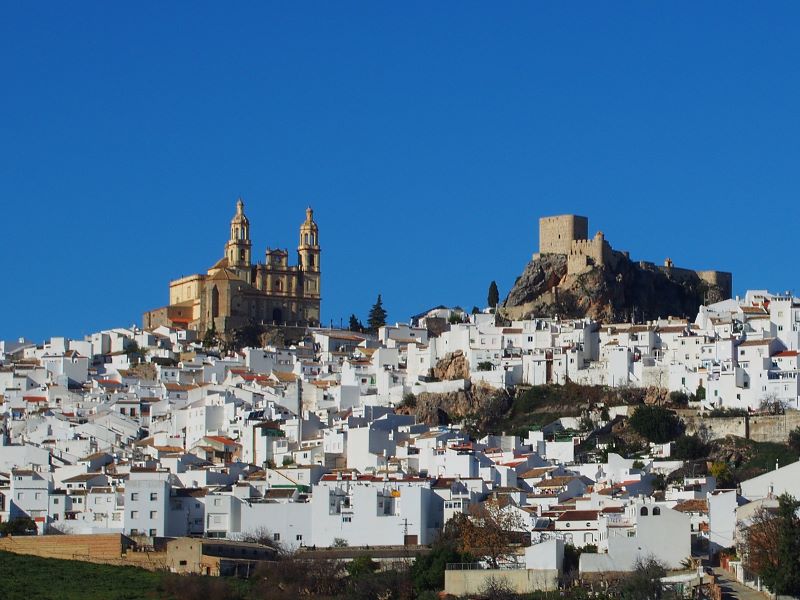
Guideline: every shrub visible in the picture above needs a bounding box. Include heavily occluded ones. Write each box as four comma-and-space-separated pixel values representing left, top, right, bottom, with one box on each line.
669, 391, 689, 406
400, 392, 417, 409
790, 427, 800, 454
628, 405, 683, 444
673, 434, 708, 461
476, 361, 494, 371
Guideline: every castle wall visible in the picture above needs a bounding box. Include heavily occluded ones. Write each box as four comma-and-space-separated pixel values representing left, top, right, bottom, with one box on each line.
567, 235, 611, 275
539, 215, 588, 255
658, 266, 732, 298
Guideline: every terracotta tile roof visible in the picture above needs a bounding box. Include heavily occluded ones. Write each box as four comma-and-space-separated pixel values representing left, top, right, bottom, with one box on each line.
271, 371, 299, 383
520, 467, 554, 479
557, 510, 599, 521
737, 338, 774, 347
673, 499, 708, 513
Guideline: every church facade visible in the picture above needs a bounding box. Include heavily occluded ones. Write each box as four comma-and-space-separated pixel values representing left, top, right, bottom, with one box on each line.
144, 199, 321, 335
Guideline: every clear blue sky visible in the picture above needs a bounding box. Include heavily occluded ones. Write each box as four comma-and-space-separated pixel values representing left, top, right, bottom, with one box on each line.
2, 2, 800, 342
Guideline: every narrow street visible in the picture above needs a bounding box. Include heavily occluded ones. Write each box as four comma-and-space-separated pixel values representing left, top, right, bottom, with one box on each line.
713, 568, 769, 600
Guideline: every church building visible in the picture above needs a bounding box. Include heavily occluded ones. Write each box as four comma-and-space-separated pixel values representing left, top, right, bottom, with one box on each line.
144, 199, 321, 335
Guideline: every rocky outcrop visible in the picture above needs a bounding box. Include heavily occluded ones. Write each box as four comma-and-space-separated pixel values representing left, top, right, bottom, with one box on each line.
432, 351, 470, 381
502, 251, 728, 323
413, 383, 512, 429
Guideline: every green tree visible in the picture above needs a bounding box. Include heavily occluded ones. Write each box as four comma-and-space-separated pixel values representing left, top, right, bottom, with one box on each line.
695, 384, 706, 402
410, 535, 473, 593
487, 280, 500, 309
0, 516, 37, 536
668, 391, 689, 406
346, 555, 379, 578
709, 461, 734, 487
789, 427, 800, 454
745, 493, 800, 596
628, 405, 683, 444
232, 322, 263, 350
367, 294, 387, 332
348, 314, 364, 332
672, 434, 708, 461
202, 323, 217, 348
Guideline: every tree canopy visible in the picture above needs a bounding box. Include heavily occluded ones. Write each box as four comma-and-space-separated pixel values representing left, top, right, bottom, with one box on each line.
348, 314, 364, 332
628, 405, 683, 444
745, 493, 800, 596
487, 280, 499, 308
367, 294, 387, 332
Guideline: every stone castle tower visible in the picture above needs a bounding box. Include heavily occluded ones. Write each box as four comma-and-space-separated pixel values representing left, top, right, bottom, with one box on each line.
533, 213, 732, 297
144, 199, 322, 335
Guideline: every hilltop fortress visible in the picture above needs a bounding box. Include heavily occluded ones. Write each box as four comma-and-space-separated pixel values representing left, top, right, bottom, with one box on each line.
534, 214, 732, 297
503, 215, 732, 322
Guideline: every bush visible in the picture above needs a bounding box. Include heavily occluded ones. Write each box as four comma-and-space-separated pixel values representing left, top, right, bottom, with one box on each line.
346, 555, 379, 578
673, 434, 708, 461
628, 405, 683, 444
708, 407, 748, 418
0, 517, 37, 536
669, 391, 689, 406
400, 393, 417, 409
410, 542, 472, 593
477, 361, 494, 371
790, 427, 800, 454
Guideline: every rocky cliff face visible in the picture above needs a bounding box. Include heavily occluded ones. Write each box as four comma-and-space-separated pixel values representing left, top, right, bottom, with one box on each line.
431, 351, 470, 381
502, 251, 727, 323
399, 383, 512, 429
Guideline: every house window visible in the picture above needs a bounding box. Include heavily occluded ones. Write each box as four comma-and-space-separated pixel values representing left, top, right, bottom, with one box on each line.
652, 507, 661, 516
149, 529, 157, 537
296, 534, 303, 541
150, 492, 158, 501
131, 511, 139, 518
640, 507, 648, 516
273, 533, 280, 541
343, 516, 352, 523
131, 493, 139, 501
150, 511, 158, 519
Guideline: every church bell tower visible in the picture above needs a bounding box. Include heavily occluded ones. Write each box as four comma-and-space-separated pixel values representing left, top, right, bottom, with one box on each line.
298, 207, 321, 299
225, 198, 252, 272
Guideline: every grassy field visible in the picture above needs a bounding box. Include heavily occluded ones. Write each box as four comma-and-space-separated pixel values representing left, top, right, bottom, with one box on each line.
0, 550, 166, 600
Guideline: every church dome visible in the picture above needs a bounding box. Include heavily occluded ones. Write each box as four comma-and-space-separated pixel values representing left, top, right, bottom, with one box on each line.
231, 198, 249, 225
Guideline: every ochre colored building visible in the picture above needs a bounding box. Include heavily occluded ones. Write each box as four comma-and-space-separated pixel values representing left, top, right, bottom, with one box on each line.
144, 199, 321, 335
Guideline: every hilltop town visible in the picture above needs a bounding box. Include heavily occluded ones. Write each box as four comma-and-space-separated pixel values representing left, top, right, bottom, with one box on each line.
1, 210, 799, 599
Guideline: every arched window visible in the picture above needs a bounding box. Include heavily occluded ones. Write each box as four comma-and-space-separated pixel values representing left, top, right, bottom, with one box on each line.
211, 286, 219, 319
640, 507, 648, 516
652, 507, 661, 516
304, 233, 309, 244
308, 254, 314, 267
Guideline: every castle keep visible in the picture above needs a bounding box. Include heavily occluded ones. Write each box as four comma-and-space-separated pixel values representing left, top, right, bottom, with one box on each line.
535, 214, 732, 297
144, 199, 321, 335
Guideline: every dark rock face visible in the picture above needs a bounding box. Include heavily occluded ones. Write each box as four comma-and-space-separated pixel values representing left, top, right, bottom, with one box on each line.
503, 251, 728, 323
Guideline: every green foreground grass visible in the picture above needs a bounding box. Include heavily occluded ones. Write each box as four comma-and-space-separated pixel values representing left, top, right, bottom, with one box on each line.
0, 550, 166, 600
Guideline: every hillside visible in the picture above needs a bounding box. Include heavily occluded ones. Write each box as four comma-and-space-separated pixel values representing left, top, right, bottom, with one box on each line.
502, 251, 728, 323
0, 550, 164, 600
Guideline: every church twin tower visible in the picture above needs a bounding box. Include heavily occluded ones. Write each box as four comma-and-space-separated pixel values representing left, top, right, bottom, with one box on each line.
144, 199, 321, 335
